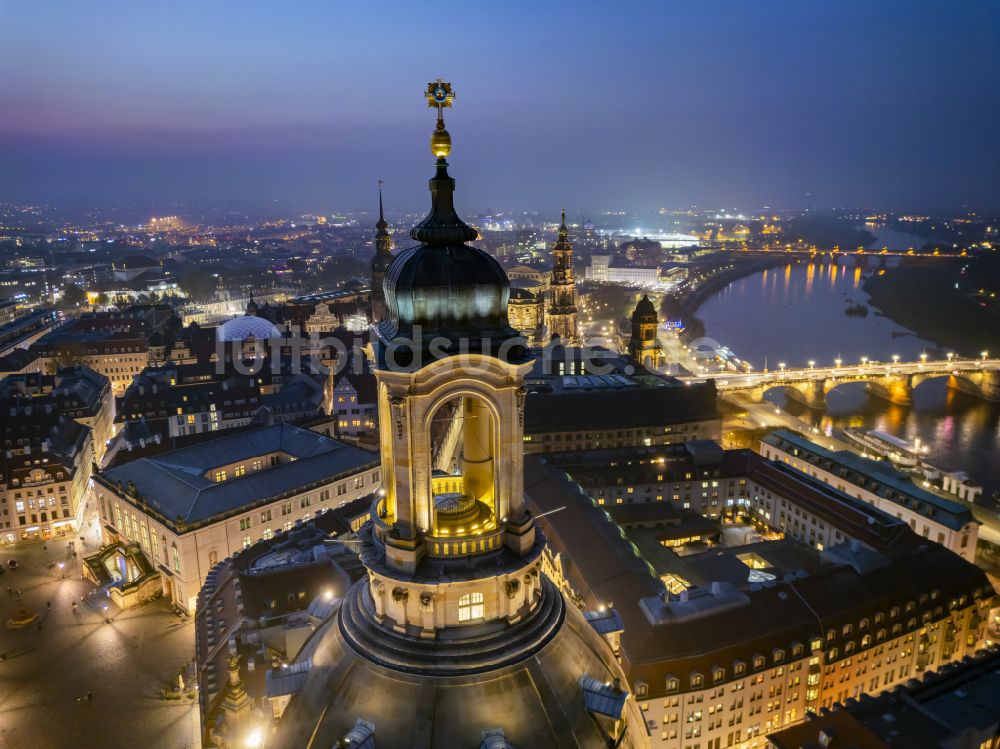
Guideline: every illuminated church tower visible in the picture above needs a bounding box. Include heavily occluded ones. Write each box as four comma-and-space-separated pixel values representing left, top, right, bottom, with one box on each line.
628, 293, 665, 370
270, 82, 647, 749
546, 209, 580, 344
370, 181, 393, 323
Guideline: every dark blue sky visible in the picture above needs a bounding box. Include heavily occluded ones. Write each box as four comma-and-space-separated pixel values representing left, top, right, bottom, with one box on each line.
2, 0, 999, 215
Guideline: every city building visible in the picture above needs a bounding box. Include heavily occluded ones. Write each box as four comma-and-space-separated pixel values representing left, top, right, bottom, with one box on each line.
0, 306, 59, 357
0, 348, 44, 377
628, 294, 666, 370
505, 263, 551, 293
586, 254, 662, 285
370, 183, 393, 323
111, 358, 329, 449
546, 209, 581, 344
527, 454, 996, 749
0, 366, 112, 544
91, 423, 380, 612
331, 357, 377, 444
31, 327, 149, 394
767, 647, 1000, 749
762, 431, 978, 561
264, 86, 647, 748
195, 508, 369, 748
506, 285, 545, 343
523, 376, 720, 453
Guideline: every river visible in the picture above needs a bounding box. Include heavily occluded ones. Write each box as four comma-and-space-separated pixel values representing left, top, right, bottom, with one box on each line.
695, 257, 1000, 502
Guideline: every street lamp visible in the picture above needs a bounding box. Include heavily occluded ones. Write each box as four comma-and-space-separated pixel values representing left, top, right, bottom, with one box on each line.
892, 354, 900, 364
103, 605, 109, 623
982, 350, 989, 361
861, 356, 868, 367
834, 358, 842, 368
920, 352, 927, 364
947, 352, 954, 362
778, 362, 786, 372
58, 562, 64, 579
808, 360, 815, 370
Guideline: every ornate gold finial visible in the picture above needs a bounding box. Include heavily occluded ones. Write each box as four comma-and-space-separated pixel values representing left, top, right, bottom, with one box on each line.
425, 79, 454, 159
425, 79, 454, 111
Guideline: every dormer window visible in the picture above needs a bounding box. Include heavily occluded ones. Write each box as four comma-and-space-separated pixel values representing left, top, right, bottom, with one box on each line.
665, 676, 679, 693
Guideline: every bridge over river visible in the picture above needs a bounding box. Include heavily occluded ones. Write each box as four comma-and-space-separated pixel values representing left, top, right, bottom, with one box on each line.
679, 356, 1000, 409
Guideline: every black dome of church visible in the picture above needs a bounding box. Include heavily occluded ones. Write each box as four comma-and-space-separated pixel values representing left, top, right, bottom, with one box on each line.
267, 82, 648, 749
377, 87, 520, 363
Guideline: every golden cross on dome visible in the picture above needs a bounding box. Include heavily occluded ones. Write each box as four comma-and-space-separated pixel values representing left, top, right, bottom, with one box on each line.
425, 79, 454, 112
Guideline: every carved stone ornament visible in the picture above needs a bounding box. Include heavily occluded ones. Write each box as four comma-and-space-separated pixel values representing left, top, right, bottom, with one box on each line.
505, 579, 520, 599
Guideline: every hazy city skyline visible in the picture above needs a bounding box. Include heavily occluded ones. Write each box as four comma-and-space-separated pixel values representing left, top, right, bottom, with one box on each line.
2, 0, 1000, 214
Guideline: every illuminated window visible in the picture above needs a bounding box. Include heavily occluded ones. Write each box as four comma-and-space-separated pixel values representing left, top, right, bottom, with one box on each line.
458, 591, 485, 622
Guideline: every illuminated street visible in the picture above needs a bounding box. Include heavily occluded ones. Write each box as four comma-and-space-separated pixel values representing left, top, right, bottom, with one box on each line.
0, 526, 199, 749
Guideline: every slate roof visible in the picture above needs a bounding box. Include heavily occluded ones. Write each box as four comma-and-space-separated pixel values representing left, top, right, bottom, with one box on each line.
764, 430, 975, 531
524, 380, 718, 433
102, 423, 377, 528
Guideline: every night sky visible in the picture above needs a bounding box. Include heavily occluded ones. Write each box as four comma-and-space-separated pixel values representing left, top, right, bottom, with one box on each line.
2, 0, 999, 214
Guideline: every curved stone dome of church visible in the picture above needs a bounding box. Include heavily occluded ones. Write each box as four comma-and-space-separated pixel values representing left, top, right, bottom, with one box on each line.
215, 315, 280, 342
271, 582, 647, 748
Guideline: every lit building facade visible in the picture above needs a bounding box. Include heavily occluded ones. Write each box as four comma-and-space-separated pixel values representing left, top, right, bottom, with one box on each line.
92, 423, 380, 612
0, 366, 113, 544
761, 430, 978, 561
526, 451, 996, 749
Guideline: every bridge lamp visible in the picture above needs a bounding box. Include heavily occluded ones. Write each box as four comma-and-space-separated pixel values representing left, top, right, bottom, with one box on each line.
834, 358, 842, 368
947, 352, 954, 362
861, 356, 868, 366
808, 360, 815, 370
982, 351, 989, 361
892, 354, 899, 364
920, 353, 927, 363
778, 362, 786, 371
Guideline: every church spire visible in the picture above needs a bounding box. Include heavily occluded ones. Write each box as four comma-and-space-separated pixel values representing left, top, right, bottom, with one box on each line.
370, 179, 393, 323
